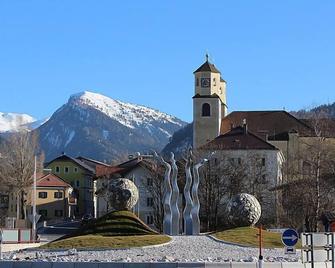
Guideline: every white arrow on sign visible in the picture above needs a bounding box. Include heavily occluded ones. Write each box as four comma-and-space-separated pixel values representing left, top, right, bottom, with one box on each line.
28, 214, 41, 223
283, 234, 298, 241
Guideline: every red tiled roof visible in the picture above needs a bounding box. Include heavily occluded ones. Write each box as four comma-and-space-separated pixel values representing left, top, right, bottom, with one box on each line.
95, 166, 125, 178
36, 173, 72, 188
201, 125, 278, 150
220, 111, 314, 140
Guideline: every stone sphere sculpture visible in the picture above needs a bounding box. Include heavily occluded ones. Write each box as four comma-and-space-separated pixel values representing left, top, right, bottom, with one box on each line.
107, 178, 139, 211
226, 193, 261, 227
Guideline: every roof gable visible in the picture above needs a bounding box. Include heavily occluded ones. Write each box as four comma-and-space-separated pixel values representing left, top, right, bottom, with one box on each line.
37, 173, 72, 188
46, 154, 95, 173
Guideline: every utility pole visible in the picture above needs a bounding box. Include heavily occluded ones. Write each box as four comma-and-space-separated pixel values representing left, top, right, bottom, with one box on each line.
32, 156, 37, 242
258, 225, 264, 268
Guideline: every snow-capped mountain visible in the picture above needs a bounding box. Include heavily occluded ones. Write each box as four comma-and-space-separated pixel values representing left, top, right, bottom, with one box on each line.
0, 112, 38, 132
36, 91, 187, 161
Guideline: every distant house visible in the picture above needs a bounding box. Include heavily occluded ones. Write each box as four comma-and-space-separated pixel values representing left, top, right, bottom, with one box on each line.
95, 154, 157, 227
26, 173, 76, 221
45, 154, 96, 217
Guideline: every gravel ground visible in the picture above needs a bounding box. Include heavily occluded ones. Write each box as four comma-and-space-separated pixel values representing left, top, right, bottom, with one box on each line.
3, 235, 301, 263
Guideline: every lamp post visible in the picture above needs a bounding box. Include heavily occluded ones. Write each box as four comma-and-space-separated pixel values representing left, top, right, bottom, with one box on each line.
32, 156, 37, 242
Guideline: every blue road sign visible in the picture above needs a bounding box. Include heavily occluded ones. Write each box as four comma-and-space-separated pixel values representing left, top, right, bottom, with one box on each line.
281, 229, 299, 247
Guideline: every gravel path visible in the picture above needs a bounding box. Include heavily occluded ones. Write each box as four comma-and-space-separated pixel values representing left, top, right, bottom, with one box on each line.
4, 235, 301, 263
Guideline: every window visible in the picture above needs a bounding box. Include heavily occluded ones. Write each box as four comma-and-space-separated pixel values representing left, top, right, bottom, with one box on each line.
55, 166, 60, 173
76, 180, 80, 187
147, 178, 153, 187
262, 174, 266, 183
146, 215, 154, 225
147, 197, 154, 207
38, 192, 47, 199
0, 195, 8, 204
196, 78, 199, 87
229, 158, 242, 165
39, 209, 47, 217
261, 158, 266, 166
55, 210, 63, 217
54, 192, 63, 199
64, 167, 69, 173
202, 103, 211, 117
213, 77, 216, 86
74, 167, 78, 173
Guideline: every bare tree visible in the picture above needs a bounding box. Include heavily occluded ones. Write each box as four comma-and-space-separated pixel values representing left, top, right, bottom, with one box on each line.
0, 131, 43, 220
279, 112, 335, 231
138, 159, 165, 232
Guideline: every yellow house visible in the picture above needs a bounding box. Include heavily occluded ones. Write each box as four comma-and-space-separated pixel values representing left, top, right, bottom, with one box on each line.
26, 173, 76, 221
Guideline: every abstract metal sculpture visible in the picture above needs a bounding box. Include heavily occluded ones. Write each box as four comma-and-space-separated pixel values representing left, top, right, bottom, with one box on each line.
155, 149, 205, 235
170, 152, 180, 235
183, 151, 193, 235
153, 151, 173, 235
191, 152, 207, 235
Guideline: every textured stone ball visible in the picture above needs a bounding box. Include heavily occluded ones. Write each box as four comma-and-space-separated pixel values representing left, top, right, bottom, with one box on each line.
227, 193, 261, 227
107, 178, 139, 211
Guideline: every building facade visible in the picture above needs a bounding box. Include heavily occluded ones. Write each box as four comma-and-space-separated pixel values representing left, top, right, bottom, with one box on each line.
46, 154, 95, 217
26, 173, 75, 221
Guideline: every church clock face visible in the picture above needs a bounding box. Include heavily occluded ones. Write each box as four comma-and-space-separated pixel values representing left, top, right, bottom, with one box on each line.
201, 78, 210, 88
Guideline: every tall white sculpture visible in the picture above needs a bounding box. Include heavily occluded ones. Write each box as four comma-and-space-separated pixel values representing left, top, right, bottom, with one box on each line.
155, 150, 206, 236
154, 152, 173, 235
191, 152, 207, 235
170, 152, 180, 235
183, 152, 193, 235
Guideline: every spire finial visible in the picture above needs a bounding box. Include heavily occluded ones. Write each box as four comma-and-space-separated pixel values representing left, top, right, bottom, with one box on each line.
205, 53, 209, 62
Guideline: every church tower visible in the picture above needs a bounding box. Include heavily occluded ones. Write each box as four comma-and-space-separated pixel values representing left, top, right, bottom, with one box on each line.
193, 55, 227, 149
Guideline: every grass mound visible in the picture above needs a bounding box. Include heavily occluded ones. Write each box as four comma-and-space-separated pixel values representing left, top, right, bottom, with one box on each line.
40, 234, 171, 250
75, 210, 158, 236
213, 227, 301, 248
40, 211, 171, 249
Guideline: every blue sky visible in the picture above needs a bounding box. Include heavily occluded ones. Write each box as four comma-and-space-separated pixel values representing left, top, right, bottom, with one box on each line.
0, 1, 334, 122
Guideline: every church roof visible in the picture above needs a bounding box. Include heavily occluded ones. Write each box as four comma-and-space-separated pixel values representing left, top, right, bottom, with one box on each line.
201, 125, 278, 150
220, 111, 314, 140
193, 60, 221, 74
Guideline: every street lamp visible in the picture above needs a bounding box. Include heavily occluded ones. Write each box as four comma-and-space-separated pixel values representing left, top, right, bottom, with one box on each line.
31, 159, 52, 243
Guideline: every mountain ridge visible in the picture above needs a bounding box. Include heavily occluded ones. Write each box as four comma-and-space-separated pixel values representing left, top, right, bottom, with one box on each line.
33, 91, 187, 161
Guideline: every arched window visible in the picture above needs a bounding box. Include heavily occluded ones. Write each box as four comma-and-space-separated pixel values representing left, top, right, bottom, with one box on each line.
202, 103, 211, 117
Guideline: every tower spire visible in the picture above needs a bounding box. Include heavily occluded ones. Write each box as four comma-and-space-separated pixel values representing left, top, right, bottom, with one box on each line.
205, 53, 209, 62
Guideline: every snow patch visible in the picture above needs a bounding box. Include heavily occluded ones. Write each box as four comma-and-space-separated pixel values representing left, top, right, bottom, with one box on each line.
64, 130, 75, 147
69, 91, 183, 129
0, 112, 36, 132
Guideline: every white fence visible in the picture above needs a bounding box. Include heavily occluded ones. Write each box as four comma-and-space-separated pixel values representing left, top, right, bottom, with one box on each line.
0, 262, 333, 268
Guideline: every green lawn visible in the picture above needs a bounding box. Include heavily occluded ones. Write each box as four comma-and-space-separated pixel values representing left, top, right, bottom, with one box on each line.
213, 227, 301, 248
40, 234, 171, 250
40, 210, 170, 250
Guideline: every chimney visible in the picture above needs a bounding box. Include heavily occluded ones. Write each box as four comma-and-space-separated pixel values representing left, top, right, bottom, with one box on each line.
242, 119, 247, 134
